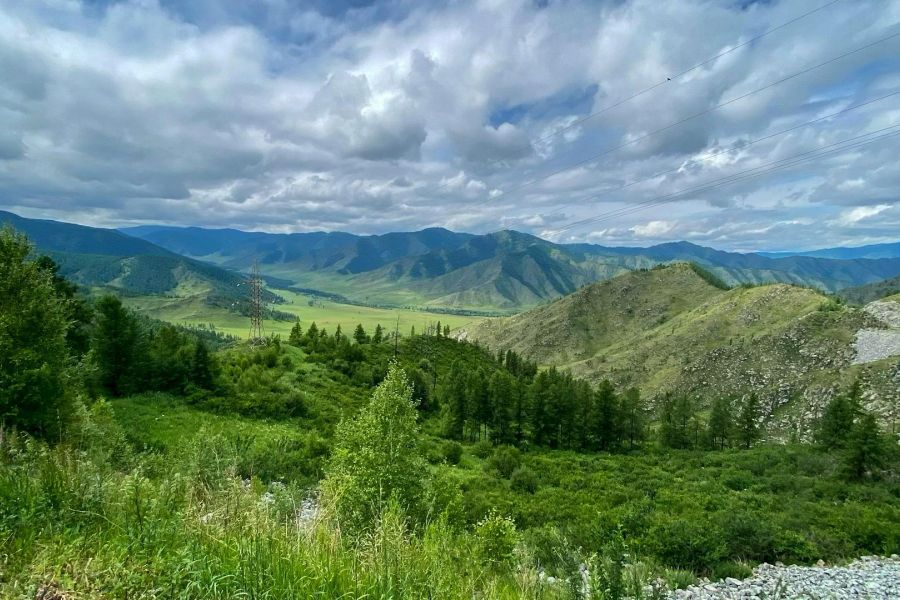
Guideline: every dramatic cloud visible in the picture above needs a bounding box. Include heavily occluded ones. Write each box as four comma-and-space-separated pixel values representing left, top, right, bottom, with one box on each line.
0, 0, 898, 250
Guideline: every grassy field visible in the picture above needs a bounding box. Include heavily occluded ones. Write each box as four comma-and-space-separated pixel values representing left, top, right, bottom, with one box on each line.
124, 288, 487, 340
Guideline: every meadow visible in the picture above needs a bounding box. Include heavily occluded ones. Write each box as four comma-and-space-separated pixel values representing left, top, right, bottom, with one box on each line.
123, 288, 485, 340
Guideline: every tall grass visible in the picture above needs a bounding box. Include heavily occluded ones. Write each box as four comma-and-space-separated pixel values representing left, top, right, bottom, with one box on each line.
0, 417, 581, 599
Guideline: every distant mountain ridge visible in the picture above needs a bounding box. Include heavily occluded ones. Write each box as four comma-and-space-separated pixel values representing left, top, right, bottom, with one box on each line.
758, 241, 900, 260
0, 211, 277, 310
123, 222, 900, 310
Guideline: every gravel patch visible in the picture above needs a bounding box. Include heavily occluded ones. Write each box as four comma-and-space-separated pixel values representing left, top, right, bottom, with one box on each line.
853, 300, 900, 364
669, 556, 900, 600
853, 330, 900, 364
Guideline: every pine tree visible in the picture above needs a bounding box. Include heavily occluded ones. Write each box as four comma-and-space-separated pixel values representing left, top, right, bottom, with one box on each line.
440, 362, 468, 440
620, 387, 646, 450
844, 411, 885, 481
288, 319, 303, 345
407, 368, 430, 410
372, 324, 384, 344
353, 323, 368, 345
817, 393, 855, 450
443, 324, 450, 337
706, 397, 734, 450
467, 369, 491, 440
488, 370, 514, 445
191, 339, 216, 390
93, 295, 140, 396
737, 393, 761, 449
593, 380, 620, 451
659, 394, 696, 449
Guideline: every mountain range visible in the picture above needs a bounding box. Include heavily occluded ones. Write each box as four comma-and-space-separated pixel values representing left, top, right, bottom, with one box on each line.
4, 209, 900, 312
124, 223, 900, 310
0, 210, 279, 311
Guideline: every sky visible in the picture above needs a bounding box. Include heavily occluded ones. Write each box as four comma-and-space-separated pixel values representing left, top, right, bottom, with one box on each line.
0, 0, 899, 251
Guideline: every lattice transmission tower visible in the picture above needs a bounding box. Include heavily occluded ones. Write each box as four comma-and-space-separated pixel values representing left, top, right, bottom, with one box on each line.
248, 260, 265, 344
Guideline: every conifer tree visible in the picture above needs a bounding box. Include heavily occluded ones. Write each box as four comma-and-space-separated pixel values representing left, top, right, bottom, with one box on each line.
93, 295, 140, 396
353, 323, 368, 345
593, 379, 619, 451
659, 394, 696, 449
620, 387, 647, 450
844, 411, 885, 481
191, 339, 216, 390
817, 393, 855, 450
488, 370, 514, 445
288, 319, 303, 345
706, 396, 734, 450
440, 362, 468, 440
372, 324, 384, 344
737, 393, 762, 449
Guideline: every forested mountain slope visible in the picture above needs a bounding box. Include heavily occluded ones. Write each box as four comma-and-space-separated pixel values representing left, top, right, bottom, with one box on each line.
0, 210, 278, 308
840, 275, 900, 305
124, 223, 900, 310
468, 264, 900, 434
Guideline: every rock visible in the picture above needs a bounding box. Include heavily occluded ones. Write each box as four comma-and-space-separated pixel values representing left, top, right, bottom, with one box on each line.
665, 556, 900, 600
816, 559, 826, 567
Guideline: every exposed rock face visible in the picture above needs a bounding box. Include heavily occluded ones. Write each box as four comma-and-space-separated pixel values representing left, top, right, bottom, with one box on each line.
669, 556, 900, 600
853, 300, 900, 365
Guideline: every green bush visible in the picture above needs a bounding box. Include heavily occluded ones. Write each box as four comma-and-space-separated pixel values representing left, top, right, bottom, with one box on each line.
474, 512, 519, 571
510, 467, 539, 494
443, 441, 463, 465
472, 440, 493, 459
645, 518, 724, 573
485, 446, 521, 479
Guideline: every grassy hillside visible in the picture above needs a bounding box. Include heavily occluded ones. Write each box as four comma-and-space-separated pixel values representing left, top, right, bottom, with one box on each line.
468, 264, 900, 435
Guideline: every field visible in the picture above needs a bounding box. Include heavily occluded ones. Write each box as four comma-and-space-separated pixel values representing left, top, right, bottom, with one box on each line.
123, 288, 487, 340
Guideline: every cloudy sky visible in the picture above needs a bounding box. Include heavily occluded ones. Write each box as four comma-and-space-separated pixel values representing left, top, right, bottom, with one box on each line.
1, 0, 899, 250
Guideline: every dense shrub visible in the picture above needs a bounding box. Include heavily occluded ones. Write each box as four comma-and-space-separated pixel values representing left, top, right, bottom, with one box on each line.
510, 467, 539, 494
486, 446, 522, 479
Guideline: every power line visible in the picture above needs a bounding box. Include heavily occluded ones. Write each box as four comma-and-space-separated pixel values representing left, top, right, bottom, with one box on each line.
528, 0, 847, 148
427, 0, 845, 193
538, 89, 899, 219
492, 30, 900, 203
549, 123, 900, 235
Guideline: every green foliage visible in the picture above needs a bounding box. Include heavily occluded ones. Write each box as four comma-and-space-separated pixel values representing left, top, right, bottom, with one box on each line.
0, 227, 70, 435
659, 395, 699, 450
443, 441, 463, 465
706, 397, 734, 450
686, 262, 731, 290
322, 363, 428, 533
510, 466, 539, 494
736, 393, 761, 449
486, 446, 522, 479
474, 512, 519, 571
843, 412, 887, 481
817, 392, 857, 450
